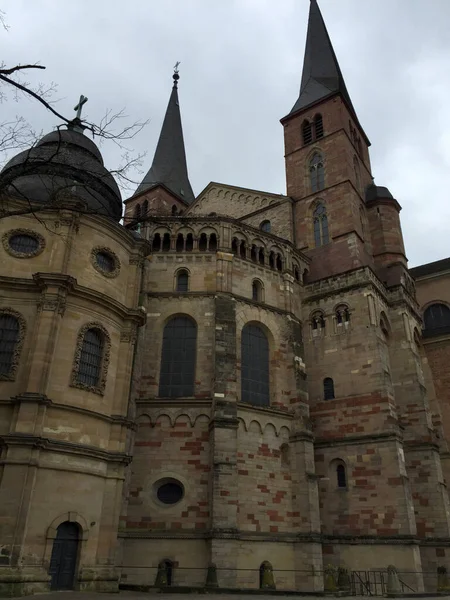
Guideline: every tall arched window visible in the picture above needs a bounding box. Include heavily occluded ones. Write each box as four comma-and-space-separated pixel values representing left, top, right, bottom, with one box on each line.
336, 464, 347, 488
77, 328, 104, 387
171, 205, 178, 215
241, 323, 269, 406
162, 233, 171, 251
323, 377, 335, 400
314, 114, 324, 139
208, 233, 217, 251
302, 120, 313, 145
159, 316, 197, 398
175, 233, 184, 252
252, 280, 263, 302
424, 303, 450, 334
0, 312, 21, 377
354, 156, 361, 191
134, 203, 141, 224
313, 203, 329, 247
176, 270, 189, 292
152, 233, 161, 252
310, 153, 325, 192
199, 233, 207, 252
260, 220, 271, 233
142, 199, 149, 217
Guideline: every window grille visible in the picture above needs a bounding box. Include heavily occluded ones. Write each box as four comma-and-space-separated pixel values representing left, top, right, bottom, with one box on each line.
96, 252, 115, 272
313, 203, 329, 247
314, 114, 324, 139
337, 464, 347, 488
0, 314, 19, 376
241, 323, 269, 407
302, 121, 313, 145
159, 316, 197, 398
77, 329, 103, 387
9, 234, 39, 254
176, 271, 189, 292
324, 377, 335, 400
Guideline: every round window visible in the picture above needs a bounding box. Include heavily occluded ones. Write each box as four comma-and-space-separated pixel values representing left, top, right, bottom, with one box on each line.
156, 480, 184, 505
96, 251, 115, 272
9, 234, 39, 254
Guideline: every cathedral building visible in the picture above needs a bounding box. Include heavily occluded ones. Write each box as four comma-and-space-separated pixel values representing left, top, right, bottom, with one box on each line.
1, 0, 450, 595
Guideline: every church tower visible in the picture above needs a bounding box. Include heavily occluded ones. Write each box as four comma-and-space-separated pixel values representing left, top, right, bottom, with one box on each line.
289, 0, 450, 585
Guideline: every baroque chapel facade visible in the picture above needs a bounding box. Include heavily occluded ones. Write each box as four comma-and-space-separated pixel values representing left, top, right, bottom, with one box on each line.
1, 0, 450, 595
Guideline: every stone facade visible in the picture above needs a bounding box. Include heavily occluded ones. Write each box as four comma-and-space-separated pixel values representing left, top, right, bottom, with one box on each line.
2, 2, 450, 596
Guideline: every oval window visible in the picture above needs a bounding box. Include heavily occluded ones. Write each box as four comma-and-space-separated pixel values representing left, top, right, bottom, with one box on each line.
96, 251, 115, 273
156, 480, 184, 505
9, 234, 39, 254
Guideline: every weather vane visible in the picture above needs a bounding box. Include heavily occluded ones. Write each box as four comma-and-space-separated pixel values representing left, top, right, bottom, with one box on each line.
173, 61, 180, 75
74, 95, 88, 119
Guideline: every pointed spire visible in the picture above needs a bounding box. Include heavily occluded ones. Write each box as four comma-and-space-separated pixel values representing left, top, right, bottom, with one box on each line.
135, 64, 195, 203
288, 0, 356, 118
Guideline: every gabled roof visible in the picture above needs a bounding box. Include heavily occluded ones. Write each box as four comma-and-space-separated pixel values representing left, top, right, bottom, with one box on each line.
410, 258, 450, 280
134, 72, 195, 204
284, 0, 358, 124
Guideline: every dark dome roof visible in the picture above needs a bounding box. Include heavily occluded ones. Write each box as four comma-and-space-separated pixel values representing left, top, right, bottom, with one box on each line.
0, 123, 122, 221
365, 183, 394, 203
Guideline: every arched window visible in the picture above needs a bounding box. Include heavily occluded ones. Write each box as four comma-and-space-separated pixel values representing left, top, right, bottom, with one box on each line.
232, 238, 239, 255
313, 202, 329, 247
276, 254, 283, 272
336, 305, 350, 326
159, 316, 197, 398
142, 199, 149, 217
171, 205, 178, 215
252, 280, 263, 302
152, 233, 161, 252
208, 232, 217, 252
77, 328, 104, 387
241, 323, 269, 406
314, 114, 324, 139
239, 240, 247, 260
310, 153, 325, 192
336, 464, 347, 488
354, 156, 361, 191
162, 233, 171, 252
198, 233, 207, 252
185, 233, 193, 251
259, 561, 275, 590
0, 312, 21, 377
293, 265, 300, 281
323, 377, 335, 400
260, 220, 271, 233
312, 312, 325, 337
258, 248, 265, 266
175, 233, 184, 252
302, 120, 313, 145
134, 203, 141, 224
424, 303, 450, 334
250, 245, 258, 262
176, 270, 189, 292
269, 252, 275, 269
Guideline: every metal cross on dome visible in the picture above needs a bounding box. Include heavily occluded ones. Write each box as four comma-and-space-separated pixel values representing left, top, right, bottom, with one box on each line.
74, 95, 88, 119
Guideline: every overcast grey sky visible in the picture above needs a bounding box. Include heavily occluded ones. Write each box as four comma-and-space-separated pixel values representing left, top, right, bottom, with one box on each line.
2, 0, 450, 267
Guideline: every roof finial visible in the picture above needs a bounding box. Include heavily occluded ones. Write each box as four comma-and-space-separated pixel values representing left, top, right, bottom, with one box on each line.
173, 61, 180, 87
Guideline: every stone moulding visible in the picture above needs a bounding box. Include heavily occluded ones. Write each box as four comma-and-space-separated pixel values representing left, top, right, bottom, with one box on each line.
91, 245, 121, 278
70, 321, 111, 396
0, 307, 26, 381
2, 228, 45, 259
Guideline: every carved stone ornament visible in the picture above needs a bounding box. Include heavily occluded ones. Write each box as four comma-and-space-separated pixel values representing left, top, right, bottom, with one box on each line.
90, 246, 121, 278
2, 228, 45, 259
0, 308, 26, 381
70, 321, 111, 396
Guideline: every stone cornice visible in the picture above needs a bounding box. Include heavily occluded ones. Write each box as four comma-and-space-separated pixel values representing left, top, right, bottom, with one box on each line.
236, 401, 294, 421
314, 430, 402, 448
0, 273, 146, 326
135, 398, 212, 408
1, 433, 132, 464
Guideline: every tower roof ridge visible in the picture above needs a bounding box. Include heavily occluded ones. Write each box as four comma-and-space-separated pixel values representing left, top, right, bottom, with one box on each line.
134, 66, 195, 204
288, 0, 356, 120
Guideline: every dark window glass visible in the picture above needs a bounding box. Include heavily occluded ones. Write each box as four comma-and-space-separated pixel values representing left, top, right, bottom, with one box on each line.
96, 252, 115, 272
302, 121, 312, 145
250, 245, 257, 262
177, 271, 189, 292
209, 233, 217, 252
232, 238, 238, 255
324, 377, 335, 400
424, 304, 450, 332
162, 233, 171, 251
77, 329, 103, 387
0, 314, 19, 376
134, 204, 141, 221
176, 234, 184, 252
143, 200, 149, 217
199, 233, 207, 252
260, 220, 271, 233
337, 464, 347, 488
9, 234, 39, 254
159, 316, 197, 397
294, 266, 300, 281
313, 203, 329, 247
276, 254, 283, 272
315, 114, 324, 139
241, 324, 269, 407
252, 281, 262, 302
239, 241, 246, 260
185, 233, 193, 251
171, 205, 178, 215
157, 482, 183, 504
152, 233, 161, 252
310, 153, 325, 192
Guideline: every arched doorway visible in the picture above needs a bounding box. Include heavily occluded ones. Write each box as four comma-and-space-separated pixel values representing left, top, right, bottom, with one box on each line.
49, 521, 80, 590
